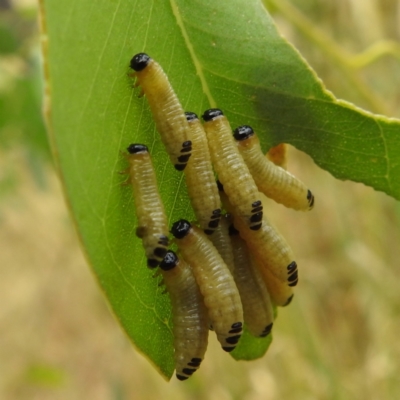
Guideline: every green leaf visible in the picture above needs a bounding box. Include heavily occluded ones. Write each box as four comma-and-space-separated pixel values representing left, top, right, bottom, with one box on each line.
40, 0, 400, 379
230, 325, 272, 361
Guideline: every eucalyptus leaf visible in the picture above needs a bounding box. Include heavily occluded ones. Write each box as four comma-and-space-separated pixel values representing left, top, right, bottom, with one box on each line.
41, 0, 400, 379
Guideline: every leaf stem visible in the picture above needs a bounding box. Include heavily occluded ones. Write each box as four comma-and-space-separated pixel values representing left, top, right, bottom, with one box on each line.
263, 0, 389, 115
348, 40, 400, 69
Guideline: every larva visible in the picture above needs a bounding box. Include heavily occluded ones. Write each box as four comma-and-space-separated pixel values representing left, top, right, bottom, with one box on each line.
129, 53, 192, 171
184, 112, 221, 234
170, 219, 244, 352
233, 125, 314, 211
201, 109, 263, 231
218, 184, 298, 286
208, 213, 235, 273
159, 251, 209, 381
266, 143, 287, 169
126, 143, 169, 267
228, 224, 274, 337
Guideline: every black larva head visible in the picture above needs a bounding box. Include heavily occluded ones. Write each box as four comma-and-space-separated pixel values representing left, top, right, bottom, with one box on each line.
233, 125, 254, 141
202, 108, 224, 122
170, 219, 191, 239
130, 53, 151, 71
159, 251, 178, 271
127, 143, 148, 154
185, 111, 198, 122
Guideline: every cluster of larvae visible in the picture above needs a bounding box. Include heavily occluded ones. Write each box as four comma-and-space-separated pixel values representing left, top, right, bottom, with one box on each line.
126, 53, 315, 381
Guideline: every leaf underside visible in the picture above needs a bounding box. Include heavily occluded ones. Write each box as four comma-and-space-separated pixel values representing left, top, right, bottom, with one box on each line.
41, 0, 400, 379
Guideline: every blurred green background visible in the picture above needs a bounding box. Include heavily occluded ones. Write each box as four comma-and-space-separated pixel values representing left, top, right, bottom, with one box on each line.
1, 0, 400, 399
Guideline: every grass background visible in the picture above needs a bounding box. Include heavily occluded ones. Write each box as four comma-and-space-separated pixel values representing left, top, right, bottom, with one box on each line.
1, 0, 400, 398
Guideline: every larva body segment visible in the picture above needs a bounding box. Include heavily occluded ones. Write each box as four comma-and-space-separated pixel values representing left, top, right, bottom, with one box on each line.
233, 126, 314, 211
256, 263, 294, 307
129, 53, 192, 171
209, 213, 235, 273
219, 187, 297, 286
126, 144, 169, 267
266, 143, 288, 169
159, 251, 209, 381
171, 220, 243, 352
184, 112, 221, 234
229, 224, 274, 337
234, 209, 298, 285
202, 109, 263, 231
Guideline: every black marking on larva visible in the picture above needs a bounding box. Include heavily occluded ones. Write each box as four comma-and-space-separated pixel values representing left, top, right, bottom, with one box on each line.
158, 235, 169, 246
182, 368, 196, 376
251, 205, 263, 213
178, 153, 191, 163
153, 247, 167, 258
307, 190, 315, 208
216, 180, 224, 192
205, 215, 220, 233
181, 140, 192, 151
252, 200, 262, 208
284, 294, 294, 306
288, 270, 298, 283
147, 258, 159, 269
188, 358, 202, 367
250, 223, 262, 231
231, 322, 243, 329
211, 209, 222, 219
208, 219, 220, 229
171, 219, 191, 239
229, 327, 243, 334
228, 224, 239, 236
202, 108, 224, 121
222, 346, 235, 352
288, 279, 298, 287
250, 212, 263, 223
287, 261, 297, 272
174, 163, 186, 171
260, 323, 273, 337
130, 53, 151, 72
176, 374, 188, 381
135, 226, 146, 238
225, 335, 241, 345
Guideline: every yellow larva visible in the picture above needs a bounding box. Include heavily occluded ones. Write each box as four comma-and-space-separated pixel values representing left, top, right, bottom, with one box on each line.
218, 184, 298, 286
229, 224, 274, 337
129, 53, 192, 171
208, 213, 235, 273
159, 251, 209, 381
202, 109, 263, 231
233, 125, 314, 211
126, 143, 169, 267
170, 219, 243, 352
184, 112, 221, 234
266, 143, 288, 169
